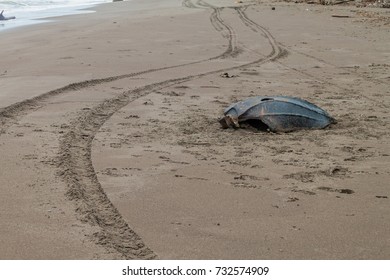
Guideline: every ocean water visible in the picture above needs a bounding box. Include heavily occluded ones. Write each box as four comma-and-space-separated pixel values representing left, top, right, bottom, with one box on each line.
0, 0, 112, 30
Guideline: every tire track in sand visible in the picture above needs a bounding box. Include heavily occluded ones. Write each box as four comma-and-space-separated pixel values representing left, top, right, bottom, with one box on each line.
0, 0, 245, 259
195, 0, 242, 57
0, 1, 236, 136
183, 0, 240, 59
1, 1, 284, 259
234, 6, 286, 61
57, 2, 284, 258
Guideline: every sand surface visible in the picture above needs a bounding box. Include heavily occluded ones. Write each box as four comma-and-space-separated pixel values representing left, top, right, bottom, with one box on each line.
0, 0, 389, 259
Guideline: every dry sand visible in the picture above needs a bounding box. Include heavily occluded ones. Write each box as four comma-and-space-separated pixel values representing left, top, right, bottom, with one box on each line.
0, 0, 389, 259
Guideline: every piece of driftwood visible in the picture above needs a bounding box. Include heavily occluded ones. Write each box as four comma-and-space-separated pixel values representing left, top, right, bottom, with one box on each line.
333, 0, 355, 5
331, 15, 351, 18
0, 10, 16, 21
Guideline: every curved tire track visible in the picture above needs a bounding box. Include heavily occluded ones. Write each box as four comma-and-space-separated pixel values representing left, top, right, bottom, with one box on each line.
1, 1, 284, 259
58, 77, 192, 260
182, 0, 240, 59
57, 2, 284, 258
211, 8, 241, 58
0, 1, 238, 135
234, 7, 286, 61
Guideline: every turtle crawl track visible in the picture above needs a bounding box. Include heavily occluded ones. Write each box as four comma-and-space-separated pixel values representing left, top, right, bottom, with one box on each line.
0, 1, 284, 259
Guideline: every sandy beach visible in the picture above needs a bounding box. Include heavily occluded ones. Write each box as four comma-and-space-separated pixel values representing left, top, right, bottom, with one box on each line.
0, 0, 389, 259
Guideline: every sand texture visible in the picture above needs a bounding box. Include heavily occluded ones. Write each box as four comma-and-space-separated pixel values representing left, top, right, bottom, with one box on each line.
0, 0, 389, 259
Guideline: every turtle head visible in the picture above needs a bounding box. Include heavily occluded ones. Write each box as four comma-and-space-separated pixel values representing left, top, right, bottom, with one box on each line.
219, 114, 239, 129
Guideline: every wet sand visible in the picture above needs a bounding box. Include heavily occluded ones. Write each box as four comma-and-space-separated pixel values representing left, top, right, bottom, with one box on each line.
0, 0, 389, 259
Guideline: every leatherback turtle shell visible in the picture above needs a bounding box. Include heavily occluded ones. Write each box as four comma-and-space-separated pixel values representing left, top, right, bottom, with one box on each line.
221, 96, 336, 132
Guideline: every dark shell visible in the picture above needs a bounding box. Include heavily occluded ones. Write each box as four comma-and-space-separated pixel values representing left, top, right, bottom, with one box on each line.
220, 96, 336, 132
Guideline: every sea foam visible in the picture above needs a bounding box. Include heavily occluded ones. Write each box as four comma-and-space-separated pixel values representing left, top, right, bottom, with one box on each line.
0, 0, 112, 30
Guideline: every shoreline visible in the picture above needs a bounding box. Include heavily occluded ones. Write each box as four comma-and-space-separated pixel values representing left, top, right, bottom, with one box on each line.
0, 0, 113, 32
